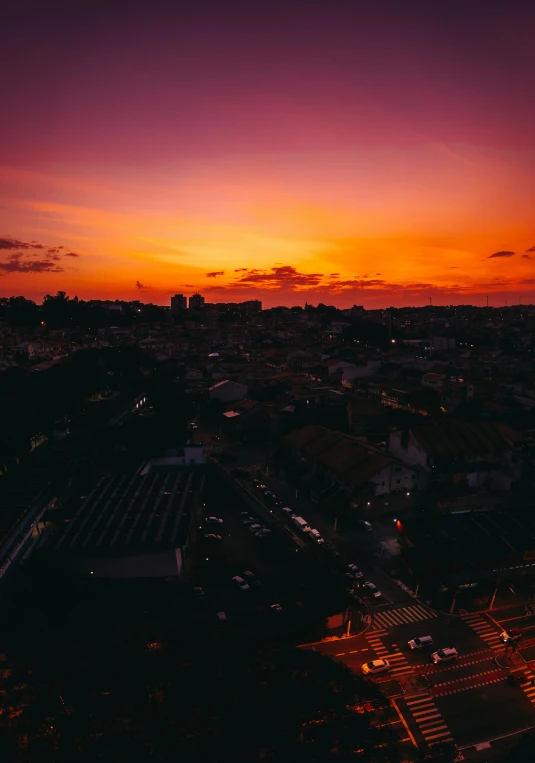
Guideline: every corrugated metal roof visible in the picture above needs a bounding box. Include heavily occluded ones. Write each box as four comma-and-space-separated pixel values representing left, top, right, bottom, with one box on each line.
50, 473, 198, 556
411, 421, 510, 459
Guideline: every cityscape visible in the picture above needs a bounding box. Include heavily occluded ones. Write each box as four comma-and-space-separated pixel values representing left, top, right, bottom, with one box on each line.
2, 2, 535, 762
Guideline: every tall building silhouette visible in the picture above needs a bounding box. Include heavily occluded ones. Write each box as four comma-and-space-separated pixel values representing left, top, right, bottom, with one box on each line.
171, 294, 187, 313
189, 293, 205, 309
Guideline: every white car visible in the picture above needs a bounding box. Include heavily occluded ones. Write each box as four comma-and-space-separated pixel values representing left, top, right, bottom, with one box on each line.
432, 648, 458, 663
205, 516, 223, 524
282, 507, 296, 518
309, 528, 324, 544
500, 629, 522, 643
271, 603, 283, 612
217, 611, 227, 622
363, 581, 382, 598
249, 523, 263, 534
204, 533, 222, 541
346, 564, 364, 579
362, 659, 390, 675
232, 575, 250, 591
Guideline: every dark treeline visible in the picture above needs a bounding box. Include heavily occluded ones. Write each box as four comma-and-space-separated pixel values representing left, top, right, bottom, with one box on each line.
0, 293, 167, 329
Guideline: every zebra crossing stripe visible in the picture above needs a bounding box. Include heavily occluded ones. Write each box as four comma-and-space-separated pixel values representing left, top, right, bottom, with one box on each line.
422, 725, 448, 734
371, 604, 436, 629
420, 720, 446, 729
426, 731, 453, 741
407, 697, 433, 707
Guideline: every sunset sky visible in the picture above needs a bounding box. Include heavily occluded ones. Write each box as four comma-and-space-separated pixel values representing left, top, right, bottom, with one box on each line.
1, 0, 535, 308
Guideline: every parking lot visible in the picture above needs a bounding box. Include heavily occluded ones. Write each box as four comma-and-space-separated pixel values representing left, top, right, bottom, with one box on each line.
188, 472, 347, 636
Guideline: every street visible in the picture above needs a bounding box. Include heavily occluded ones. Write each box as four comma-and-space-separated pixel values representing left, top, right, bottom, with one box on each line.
305, 605, 535, 756
193, 424, 535, 758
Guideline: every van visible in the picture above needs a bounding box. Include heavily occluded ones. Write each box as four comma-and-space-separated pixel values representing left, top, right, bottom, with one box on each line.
309, 529, 324, 544
293, 516, 311, 533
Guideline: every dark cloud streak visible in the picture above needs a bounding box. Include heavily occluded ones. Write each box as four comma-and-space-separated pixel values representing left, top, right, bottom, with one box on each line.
0, 234, 82, 276
488, 250, 515, 259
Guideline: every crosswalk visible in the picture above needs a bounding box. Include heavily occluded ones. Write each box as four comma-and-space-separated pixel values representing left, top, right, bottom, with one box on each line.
405, 694, 454, 746
366, 630, 414, 677
461, 613, 503, 650
520, 669, 535, 705
370, 604, 437, 631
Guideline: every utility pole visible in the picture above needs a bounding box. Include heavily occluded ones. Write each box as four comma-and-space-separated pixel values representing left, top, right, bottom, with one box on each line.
486, 295, 489, 308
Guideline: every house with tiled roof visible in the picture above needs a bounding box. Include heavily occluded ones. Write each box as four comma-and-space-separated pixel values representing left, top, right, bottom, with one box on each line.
388, 420, 521, 490
282, 424, 419, 511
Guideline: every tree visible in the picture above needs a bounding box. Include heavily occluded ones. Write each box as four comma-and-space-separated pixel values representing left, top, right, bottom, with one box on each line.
2, 624, 400, 762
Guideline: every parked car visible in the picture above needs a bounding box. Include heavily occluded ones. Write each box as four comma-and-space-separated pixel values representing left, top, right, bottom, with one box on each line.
282, 507, 296, 518
257, 484, 267, 491
232, 575, 250, 591
249, 523, 263, 534
359, 520, 373, 532
363, 581, 382, 598
238, 511, 250, 518
204, 533, 222, 541
255, 527, 271, 537
217, 611, 227, 622
243, 570, 261, 587
309, 528, 325, 544
500, 628, 523, 643
271, 603, 283, 612
346, 564, 364, 579
362, 659, 390, 675
193, 586, 205, 600
240, 516, 256, 525
408, 635, 434, 650
205, 516, 223, 524
432, 648, 458, 663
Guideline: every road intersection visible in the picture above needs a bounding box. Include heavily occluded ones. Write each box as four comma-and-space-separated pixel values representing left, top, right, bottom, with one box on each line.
308, 599, 535, 757
194, 425, 535, 757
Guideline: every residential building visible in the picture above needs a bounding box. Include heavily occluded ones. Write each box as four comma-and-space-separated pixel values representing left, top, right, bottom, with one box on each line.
208, 379, 248, 402
242, 300, 262, 311
388, 420, 519, 491
171, 294, 187, 313
189, 293, 205, 309
282, 424, 419, 512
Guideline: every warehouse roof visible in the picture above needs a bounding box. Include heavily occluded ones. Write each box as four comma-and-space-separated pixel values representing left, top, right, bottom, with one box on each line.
411, 421, 511, 459
49, 472, 198, 557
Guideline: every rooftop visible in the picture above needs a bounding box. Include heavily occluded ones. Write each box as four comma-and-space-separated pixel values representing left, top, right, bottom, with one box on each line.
48, 472, 199, 557
401, 510, 535, 582
411, 420, 512, 459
